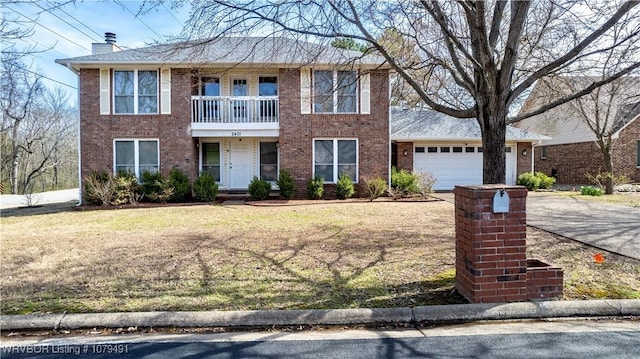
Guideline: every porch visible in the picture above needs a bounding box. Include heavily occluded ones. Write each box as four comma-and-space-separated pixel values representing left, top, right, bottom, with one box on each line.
191, 96, 279, 137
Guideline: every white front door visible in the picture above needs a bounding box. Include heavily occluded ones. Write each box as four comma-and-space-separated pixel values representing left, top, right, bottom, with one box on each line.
229, 138, 253, 189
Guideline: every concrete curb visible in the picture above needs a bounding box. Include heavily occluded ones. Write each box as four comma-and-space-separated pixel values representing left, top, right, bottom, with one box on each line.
2, 300, 638, 332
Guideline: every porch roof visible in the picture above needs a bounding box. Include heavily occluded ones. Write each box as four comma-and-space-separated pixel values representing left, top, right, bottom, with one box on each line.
390, 107, 551, 142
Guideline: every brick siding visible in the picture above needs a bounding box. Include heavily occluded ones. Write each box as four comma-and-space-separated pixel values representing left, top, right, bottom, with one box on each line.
535, 119, 640, 184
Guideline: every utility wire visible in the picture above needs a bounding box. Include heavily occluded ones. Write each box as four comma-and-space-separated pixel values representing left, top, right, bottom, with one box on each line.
3, 4, 91, 52
46, 0, 105, 40
113, 0, 162, 37
34, 1, 102, 43
161, 2, 183, 26
13, 64, 77, 89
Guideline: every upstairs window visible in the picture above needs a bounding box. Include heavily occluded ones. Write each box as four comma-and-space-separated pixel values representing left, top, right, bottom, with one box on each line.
114, 70, 158, 114
313, 70, 357, 114
200, 77, 220, 96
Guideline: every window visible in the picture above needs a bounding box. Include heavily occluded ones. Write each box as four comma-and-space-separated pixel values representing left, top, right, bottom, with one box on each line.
541, 146, 548, 160
202, 143, 221, 182
465, 147, 475, 153
114, 139, 159, 177
313, 70, 357, 113
114, 70, 158, 114
314, 139, 357, 182
637, 140, 640, 167
440, 147, 450, 153
415, 147, 425, 153
259, 77, 278, 120
232, 78, 248, 121
260, 142, 278, 182
505, 147, 512, 153
452, 147, 463, 153
200, 77, 220, 96
427, 147, 438, 153
477, 147, 483, 153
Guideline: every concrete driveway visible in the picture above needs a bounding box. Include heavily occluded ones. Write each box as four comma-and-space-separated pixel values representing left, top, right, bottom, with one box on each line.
526, 192, 640, 260
432, 191, 639, 260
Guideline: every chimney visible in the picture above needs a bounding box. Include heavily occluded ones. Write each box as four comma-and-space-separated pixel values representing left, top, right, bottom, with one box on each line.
92, 32, 120, 55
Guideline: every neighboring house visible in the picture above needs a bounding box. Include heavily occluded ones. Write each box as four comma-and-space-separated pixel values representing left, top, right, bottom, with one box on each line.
390, 107, 549, 191
56, 35, 390, 199
515, 78, 640, 184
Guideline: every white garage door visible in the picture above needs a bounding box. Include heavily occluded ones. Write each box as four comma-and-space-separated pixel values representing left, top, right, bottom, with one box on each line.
413, 144, 515, 191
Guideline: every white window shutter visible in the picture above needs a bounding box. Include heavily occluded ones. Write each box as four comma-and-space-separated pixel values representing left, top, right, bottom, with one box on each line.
360, 72, 370, 115
99, 69, 110, 115
160, 68, 171, 114
300, 68, 311, 114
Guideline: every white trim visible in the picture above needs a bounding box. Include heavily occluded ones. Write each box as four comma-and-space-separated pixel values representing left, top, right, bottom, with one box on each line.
360, 72, 370, 115
99, 68, 110, 115
199, 140, 223, 184
258, 140, 280, 184
300, 68, 311, 114
160, 68, 171, 114
113, 138, 160, 178
312, 138, 359, 183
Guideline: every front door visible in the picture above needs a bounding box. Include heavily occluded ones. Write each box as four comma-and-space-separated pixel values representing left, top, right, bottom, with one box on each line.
229, 138, 253, 189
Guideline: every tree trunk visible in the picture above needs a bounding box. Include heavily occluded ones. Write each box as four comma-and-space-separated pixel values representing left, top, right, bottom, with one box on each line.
10, 120, 20, 194
603, 149, 614, 195
478, 105, 507, 185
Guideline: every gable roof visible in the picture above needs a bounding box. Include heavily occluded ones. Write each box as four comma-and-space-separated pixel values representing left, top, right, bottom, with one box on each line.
390, 107, 550, 142
612, 101, 640, 136
56, 36, 387, 70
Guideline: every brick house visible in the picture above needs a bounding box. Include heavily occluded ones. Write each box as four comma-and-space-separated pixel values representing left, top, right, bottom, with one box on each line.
56, 35, 390, 199
390, 107, 549, 190
515, 78, 640, 184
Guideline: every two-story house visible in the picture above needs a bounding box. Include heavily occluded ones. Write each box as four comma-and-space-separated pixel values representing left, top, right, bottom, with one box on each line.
56, 35, 390, 199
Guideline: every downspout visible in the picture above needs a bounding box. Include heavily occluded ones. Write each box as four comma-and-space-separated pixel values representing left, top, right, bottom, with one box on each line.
67, 63, 82, 206
530, 140, 543, 173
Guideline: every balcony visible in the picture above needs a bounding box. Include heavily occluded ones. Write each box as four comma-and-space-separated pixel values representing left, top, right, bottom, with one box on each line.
191, 96, 279, 137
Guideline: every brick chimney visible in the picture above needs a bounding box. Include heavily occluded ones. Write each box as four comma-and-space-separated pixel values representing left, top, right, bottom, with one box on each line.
92, 32, 120, 55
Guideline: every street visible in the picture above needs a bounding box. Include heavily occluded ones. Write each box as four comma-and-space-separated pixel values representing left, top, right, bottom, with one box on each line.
2, 319, 639, 358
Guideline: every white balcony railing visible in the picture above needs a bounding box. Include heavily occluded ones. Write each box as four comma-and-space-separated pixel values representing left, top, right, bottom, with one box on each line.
191, 96, 279, 124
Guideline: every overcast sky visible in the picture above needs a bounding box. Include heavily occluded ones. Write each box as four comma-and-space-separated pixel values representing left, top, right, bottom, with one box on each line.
4, 1, 191, 104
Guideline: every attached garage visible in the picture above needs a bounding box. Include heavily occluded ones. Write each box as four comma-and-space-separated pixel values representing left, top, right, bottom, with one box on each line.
412, 143, 516, 191
391, 108, 549, 191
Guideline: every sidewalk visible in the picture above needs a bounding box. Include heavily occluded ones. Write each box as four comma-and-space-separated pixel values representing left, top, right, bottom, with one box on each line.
2, 300, 639, 331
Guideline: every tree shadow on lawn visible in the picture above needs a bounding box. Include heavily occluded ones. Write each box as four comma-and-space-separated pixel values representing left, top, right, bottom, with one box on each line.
1, 225, 465, 314
0, 201, 78, 218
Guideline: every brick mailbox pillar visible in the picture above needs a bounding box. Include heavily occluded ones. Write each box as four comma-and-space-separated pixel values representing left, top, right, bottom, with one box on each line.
454, 185, 529, 303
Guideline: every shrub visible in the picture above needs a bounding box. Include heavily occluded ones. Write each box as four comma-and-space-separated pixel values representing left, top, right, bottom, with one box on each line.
277, 169, 297, 199
535, 172, 556, 189
517, 172, 541, 191
306, 176, 324, 200
416, 172, 437, 198
586, 172, 630, 189
248, 177, 272, 200
113, 171, 141, 205
336, 174, 355, 200
84, 170, 115, 206
193, 172, 219, 202
581, 186, 603, 196
362, 176, 387, 201
140, 171, 173, 203
390, 167, 419, 198
168, 167, 191, 202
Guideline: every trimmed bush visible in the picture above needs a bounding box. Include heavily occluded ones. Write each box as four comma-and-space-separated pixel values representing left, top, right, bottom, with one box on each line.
306, 176, 324, 200
390, 167, 419, 198
336, 174, 355, 200
535, 172, 556, 189
248, 177, 272, 200
517, 171, 556, 191
362, 176, 387, 201
193, 172, 219, 202
168, 167, 191, 202
581, 186, 603, 196
517, 172, 541, 191
141, 171, 173, 203
277, 169, 296, 199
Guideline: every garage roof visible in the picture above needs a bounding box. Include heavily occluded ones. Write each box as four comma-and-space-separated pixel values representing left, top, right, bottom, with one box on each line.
390, 107, 550, 141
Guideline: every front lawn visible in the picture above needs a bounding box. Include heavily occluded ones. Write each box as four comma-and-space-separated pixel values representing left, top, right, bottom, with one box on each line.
1, 201, 638, 314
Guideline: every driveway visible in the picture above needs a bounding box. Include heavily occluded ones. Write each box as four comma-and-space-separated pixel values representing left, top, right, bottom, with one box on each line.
432, 191, 639, 260
526, 192, 640, 260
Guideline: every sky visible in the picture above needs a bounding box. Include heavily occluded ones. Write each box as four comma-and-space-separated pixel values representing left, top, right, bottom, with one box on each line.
3, 1, 191, 104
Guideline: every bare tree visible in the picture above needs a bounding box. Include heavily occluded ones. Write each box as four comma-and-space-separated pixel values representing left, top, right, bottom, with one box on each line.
171, 0, 640, 184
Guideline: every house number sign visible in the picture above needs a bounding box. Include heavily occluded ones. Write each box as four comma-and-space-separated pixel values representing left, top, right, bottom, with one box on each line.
231, 132, 242, 137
